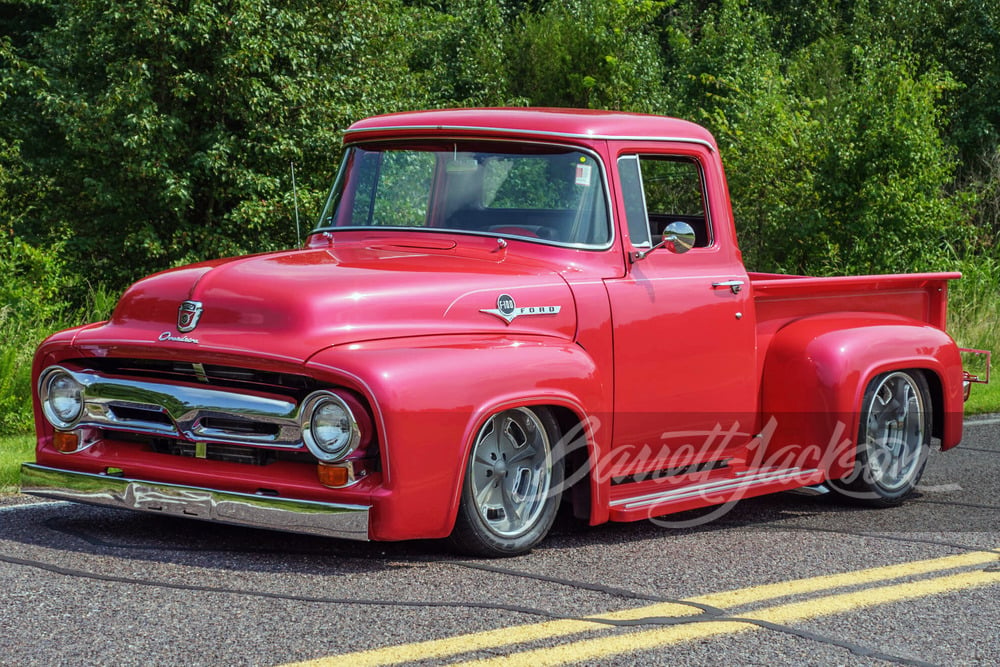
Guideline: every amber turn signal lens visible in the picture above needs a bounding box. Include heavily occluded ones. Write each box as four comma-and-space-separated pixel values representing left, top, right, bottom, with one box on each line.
53, 431, 79, 453
317, 463, 351, 488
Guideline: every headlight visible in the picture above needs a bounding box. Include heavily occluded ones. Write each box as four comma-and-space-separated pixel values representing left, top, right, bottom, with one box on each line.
300, 391, 361, 462
40, 367, 84, 429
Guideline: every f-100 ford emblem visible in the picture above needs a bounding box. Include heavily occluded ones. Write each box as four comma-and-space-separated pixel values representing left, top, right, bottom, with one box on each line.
481, 293, 561, 324
177, 300, 204, 333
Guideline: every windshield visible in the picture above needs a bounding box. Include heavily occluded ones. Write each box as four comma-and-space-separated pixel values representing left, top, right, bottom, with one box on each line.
316, 141, 611, 247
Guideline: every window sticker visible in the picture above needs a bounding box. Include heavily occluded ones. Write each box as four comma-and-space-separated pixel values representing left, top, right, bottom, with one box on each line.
575, 163, 593, 187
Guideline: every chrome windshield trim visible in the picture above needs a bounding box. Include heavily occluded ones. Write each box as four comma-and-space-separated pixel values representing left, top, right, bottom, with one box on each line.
316, 138, 617, 251
20, 463, 370, 541
309, 225, 614, 252
53, 366, 302, 447
344, 124, 716, 151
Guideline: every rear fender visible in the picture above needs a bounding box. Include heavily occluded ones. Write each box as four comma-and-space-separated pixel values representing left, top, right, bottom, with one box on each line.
759, 313, 963, 480
306, 335, 608, 540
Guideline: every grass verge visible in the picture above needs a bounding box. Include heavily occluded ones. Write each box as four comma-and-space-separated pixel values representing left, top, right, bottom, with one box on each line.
965, 378, 1000, 415
950, 256, 999, 415
0, 434, 33, 493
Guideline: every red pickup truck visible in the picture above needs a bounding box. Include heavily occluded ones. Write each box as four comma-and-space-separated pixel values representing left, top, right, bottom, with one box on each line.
21, 109, 987, 556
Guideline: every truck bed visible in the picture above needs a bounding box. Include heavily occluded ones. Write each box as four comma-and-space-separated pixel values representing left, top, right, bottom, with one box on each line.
751, 271, 960, 334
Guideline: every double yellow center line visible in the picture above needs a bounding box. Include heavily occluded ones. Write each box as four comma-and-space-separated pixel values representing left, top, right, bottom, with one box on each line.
287, 549, 1000, 666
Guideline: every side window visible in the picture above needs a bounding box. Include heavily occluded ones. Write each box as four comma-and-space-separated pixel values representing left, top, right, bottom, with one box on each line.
618, 154, 711, 248
618, 156, 651, 246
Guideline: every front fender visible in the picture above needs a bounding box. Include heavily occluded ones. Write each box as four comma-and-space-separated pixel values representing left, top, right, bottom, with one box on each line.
306, 334, 608, 541
759, 313, 964, 480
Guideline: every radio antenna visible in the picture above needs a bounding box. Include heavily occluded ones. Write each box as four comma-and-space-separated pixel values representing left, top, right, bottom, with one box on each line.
291, 161, 302, 245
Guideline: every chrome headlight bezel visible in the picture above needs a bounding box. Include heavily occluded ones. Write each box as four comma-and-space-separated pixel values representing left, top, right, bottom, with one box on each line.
39, 366, 85, 430
300, 390, 361, 462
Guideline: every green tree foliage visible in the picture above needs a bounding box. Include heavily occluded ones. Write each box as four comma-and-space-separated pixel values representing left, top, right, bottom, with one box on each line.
407, 0, 515, 107
0, 233, 72, 434
507, 0, 668, 110
865, 0, 1000, 240
758, 0, 1000, 237
845, 0, 1000, 165
5, 0, 427, 285
664, 0, 972, 274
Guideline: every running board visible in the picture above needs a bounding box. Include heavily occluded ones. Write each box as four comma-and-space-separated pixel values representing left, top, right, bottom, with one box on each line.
608, 467, 824, 522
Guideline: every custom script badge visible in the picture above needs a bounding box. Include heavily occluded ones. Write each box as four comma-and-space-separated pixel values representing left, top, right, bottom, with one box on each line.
177, 300, 204, 333
480, 294, 561, 324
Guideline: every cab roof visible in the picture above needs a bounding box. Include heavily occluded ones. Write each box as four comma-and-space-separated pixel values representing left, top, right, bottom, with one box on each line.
344, 108, 717, 150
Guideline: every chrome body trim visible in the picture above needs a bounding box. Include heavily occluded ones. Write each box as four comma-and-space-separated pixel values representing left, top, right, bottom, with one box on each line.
344, 124, 717, 151
20, 463, 370, 541
610, 467, 820, 510
711, 280, 746, 295
46, 366, 302, 447
315, 225, 612, 251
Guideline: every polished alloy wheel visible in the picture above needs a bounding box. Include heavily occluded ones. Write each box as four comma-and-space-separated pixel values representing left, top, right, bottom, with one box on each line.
829, 369, 931, 507
469, 408, 553, 539
862, 371, 926, 492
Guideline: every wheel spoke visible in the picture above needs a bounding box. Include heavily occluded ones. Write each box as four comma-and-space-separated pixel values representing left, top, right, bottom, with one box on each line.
501, 485, 522, 525
474, 475, 498, 509
507, 445, 538, 467
472, 422, 496, 463
887, 436, 906, 484
871, 393, 895, 424
899, 383, 913, 421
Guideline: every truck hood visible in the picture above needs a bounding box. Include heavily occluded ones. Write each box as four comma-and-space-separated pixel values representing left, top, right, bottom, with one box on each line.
73, 242, 577, 363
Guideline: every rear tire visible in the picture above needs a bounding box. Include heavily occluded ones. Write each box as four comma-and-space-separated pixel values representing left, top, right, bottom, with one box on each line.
829, 370, 932, 507
449, 407, 563, 557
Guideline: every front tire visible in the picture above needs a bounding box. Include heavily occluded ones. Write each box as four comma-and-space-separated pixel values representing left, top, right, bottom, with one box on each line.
449, 407, 563, 557
829, 370, 932, 507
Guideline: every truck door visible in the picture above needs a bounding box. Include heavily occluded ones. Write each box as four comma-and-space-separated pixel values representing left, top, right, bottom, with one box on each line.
605, 149, 758, 471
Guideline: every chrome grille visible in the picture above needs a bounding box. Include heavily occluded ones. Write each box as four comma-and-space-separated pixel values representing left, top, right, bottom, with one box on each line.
84, 358, 316, 394
55, 364, 304, 448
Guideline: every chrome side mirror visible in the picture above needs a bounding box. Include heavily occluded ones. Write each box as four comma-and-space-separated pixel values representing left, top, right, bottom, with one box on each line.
662, 221, 696, 254
631, 220, 698, 262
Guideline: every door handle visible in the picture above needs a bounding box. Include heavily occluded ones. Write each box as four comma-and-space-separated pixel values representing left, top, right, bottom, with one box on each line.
711, 280, 745, 295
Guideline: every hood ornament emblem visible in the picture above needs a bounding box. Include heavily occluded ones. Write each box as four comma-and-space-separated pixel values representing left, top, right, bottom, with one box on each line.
481, 294, 560, 325
177, 300, 204, 333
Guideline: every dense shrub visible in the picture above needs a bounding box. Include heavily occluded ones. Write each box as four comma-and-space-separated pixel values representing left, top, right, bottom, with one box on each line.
0, 234, 72, 433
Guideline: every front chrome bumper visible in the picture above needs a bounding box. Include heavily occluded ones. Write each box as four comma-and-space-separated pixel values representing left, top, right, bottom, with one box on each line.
20, 463, 370, 541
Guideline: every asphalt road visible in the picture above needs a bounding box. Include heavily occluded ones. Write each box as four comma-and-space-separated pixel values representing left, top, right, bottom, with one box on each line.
1, 416, 998, 666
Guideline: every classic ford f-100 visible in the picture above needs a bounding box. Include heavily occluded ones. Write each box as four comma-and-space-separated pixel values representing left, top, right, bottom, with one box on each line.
21, 109, 989, 556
